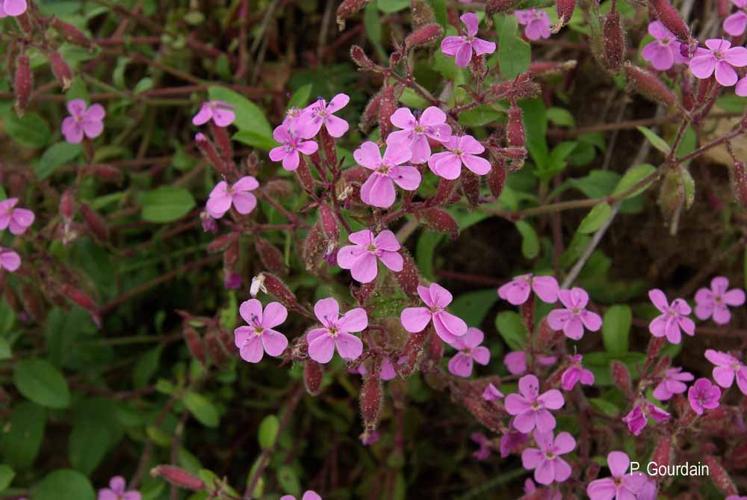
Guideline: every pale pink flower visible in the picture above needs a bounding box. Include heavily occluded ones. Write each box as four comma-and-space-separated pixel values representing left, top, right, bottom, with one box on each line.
694, 276, 745, 325
560, 354, 594, 391
504, 351, 556, 375
471, 432, 493, 461
61, 99, 106, 144
400, 283, 467, 343
0, 198, 34, 235
642, 21, 689, 71
648, 288, 695, 344
206, 176, 259, 219
499, 429, 528, 458
336, 229, 403, 283
586, 451, 652, 500
521, 430, 575, 485
497, 274, 559, 305
737, 76, 747, 96
704, 349, 747, 395
98, 476, 141, 500
354, 357, 398, 381
280, 491, 322, 500
306, 298, 367, 364
547, 287, 602, 340
234, 299, 288, 363
505, 374, 564, 433
622, 401, 670, 436
689, 39, 747, 86
192, 100, 235, 127
0, 248, 20, 272
515, 9, 552, 41
440, 13, 496, 67
354, 141, 421, 209
446, 327, 490, 377
688, 377, 721, 415
652, 366, 694, 401
724, 0, 747, 36
386, 106, 451, 164
482, 382, 504, 401
302, 93, 350, 138
0, 0, 27, 17
269, 124, 318, 171
427, 135, 491, 179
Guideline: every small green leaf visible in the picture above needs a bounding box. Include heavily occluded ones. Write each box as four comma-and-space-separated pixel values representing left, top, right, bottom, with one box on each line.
13, 359, 71, 409
377, 0, 408, 13
141, 187, 196, 223
232, 130, 277, 151
288, 84, 313, 109
33, 469, 95, 500
36, 142, 82, 180
450, 289, 499, 326
636, 126, 671, 154
495, 311, 527, 350
496, 15, 531, 79
258, 415, 280, 449
515, 221, 539, 259
5, 112, 51, 149
0, 402, 46, 469
547, 107, 575, 127
0, 339, 11, 361
458, 105, 503, 127
133, 345, 162, 388
183, 392, 219, 428
399, 88, 429, 109
602, 305, 631, 354
0, 465, 15, 492
578, 203, 612, 234
612, 163, 657, 199
208, 86, 272, 137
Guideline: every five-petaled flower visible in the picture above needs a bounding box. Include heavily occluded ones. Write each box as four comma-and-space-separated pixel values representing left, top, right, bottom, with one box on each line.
427, 135, 491, 179
622, 401, 670, 436
704, 349, 747, 395
652, 366, 694, 401
586, 451, 652, 500
269, 124, 318, 171
0, 248, 20, 273
694, 276, 745, 325
440, 13, 496, 68
354, 141, 421, 209
400, 283, 468, 343
560, 354, 594, 391
98, 475, 141, 500
688, 377, 721, 415
206, 176, 259, 219
547, 287, 602, 340
724, 0, 747, 36
386, 106, 451, 164
689, 39, 747, 87
234, 299, 289, 363
505, 374, 564, 433
521, 430, 576, 485
62, 99, 106, 144
0, 0, 27, 17
497, 273, 559, 305
302, 93, 350, 138
0, 198, 34, 235
446, 327, 490, 378
192, 100, 236, 127
336, 229, 403, 284
306, 297, 367, 364
648, 288, 695, 344
642, 21, 689, 71
515, 9, 552, 41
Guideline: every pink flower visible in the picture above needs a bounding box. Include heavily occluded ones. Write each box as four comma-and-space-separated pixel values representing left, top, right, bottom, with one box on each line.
98, 476, 141, 500
440, 13, 496, 68
206, 176, 259, 219
61, 99, 106, 144
269, 124, 318, 171
302, 94, 350, 138
652, 366, 694, 401
523, 479, 562, 500
386, 106, 451, 164
400, 283, 467, 343
505, 374, 564, 433
515, 9, 552, 41
482, 382, 504, 401
521, 430, 575, 485
560, 354, 594, 391
497, 274, 559, 305
192, 100, 235, 127
547, 287, 602, 340
0, 198, 34, 235
354, 141, 421, 209
446, 327, 490, 377
499, 429, 528, 458
307, 297, 367, 364
737, 76, 747, 96
427, 135, 491, 179
688, 377, 721, 415
689, 39, 747, 86
280, 491, 322, 500
355, 357, 398, 381
647, 289, 695, 344
694, 276, 745, 325
622, 401, 670, 436
724, 0, 747, 36
504, 351, 556, 375
0, 0, 27, 17
234, 299, 289, 363
0, 248, 20, 272
642, 21, 689, 71
471, 432, 493, 461
336, 229, 403, 283
586, 451, 651, 500
704, 349, 747, 395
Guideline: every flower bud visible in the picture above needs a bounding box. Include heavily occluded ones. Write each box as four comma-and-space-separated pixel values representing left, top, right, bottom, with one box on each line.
88, 164, 123, 183
350, 45, 376, 71
302, 222, 328, 272
304, 360, 324, 395
487, 158, 506, 198
651, 435, 672, 467
528, 60, 578, 77
60, 189, 76, 220
80, 203, 110, 242
717, 0, 730, 17
416, 208, 459, 239
51, 17, 92, 47
263, 273, 302, 311
150, 465, 205, 491
490, 73, 540, 101
486, 0, 519, 16
461, 171, 480, 207
399, 330, 427, 376
207, 232, 239, 253
730, 161, 747, 208
410, 0, 435, 26
205, 327, 229, 365
395, 250, 420, 298
336, 0, 369, 30
602, 11, 625, 73
210, 122, 234, 163
506, 103, 525, 148
183, 324, 207, 365
611, 361, 632, 397
379, 85, 399, 139
14, 54, 32, 116
255, 237, 287, 275
624, 63, 677, 109
649, 0, 690, 41
48, 51, 73, 90
405, 23, 443, 49
360, 92, 381, 133
360, 362, 383, 432
318, 203, 339, 241
703, 456, 737, 496
195, 133, 231, 177
556, 0, 576, 26
296, 157, 314, 194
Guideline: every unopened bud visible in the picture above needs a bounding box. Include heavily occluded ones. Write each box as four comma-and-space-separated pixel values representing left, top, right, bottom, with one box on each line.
350, 45, 376, 71
507, 103, 525, 148
649, 0, 691, 41
150, 465, 205, 491
624, 63, 677, 109
602, 11, 625, 73
263, 273, 301, 311
51, 17, 92, 47
336, 0, 369, 30
304, 360, 324, 395
319, 203, 339, 241
255, 237, 287, 275
730, 161, 747, 207
487, 158, 506, 198
395, 250, 420, 298
80, 203, 110, 242
360, 363, 383, 431
88, 163, 122, 183
183, 324, 207, 365
611, 361, 632, 396
195, 133, 231, 177
486, 0, 519, 16
405, 23, 443, 49
207, 232, 239, 253
400, 330, 427, 376
461, 172, 480, 207
703, 456, 737, 496
60, 189, 76, 220
210, 122, 234, 163
416, 208, 459, 239
360, 92, 382, 132
379, 85, 399, 139
48, 51, 73, 90
14, 54, 32, 116
556, 0, 576, 26
651, 435, 672, 467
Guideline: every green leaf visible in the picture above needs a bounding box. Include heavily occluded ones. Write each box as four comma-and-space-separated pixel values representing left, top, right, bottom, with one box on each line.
36, 142, 82, 180
258, 415, 280, 449
288, 84, 313, 109
578, 203, 612, 234
4, 112, 51, 149
450, 289, 499, 326
415, 230, 444, 281
427, 0, 447, 26
276, 465, 301, 497
519, 99, 549, 170
69, 399, 120, 474
613, 163, 657, 199
584, 352, 644, 386
207, 86, 272, 137
232, 130, 277, 151
458, 105, 503, 127
0, 402, 46, 469
602, 305, 631, 354
133, 345, 162, 388
0, 465, 14, 492
496, 15, 531, 79
589, 397, 620, 417
495, 311, 527, 350
141, 186, 196, 223
13, 359, 71, 409
0, 339, 11, 361
547, 107, 575, 127
636, 126, 671, 154
377, 0, 408, 13
33, 469, 95, 500
183, 392, 219, 428
399, 88, 429, 109
515, 221, 539, 259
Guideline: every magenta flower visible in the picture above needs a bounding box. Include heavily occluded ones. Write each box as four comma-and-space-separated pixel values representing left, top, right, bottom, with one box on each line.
306, 297, 367, 364
694, 276, 745, 325
647, 289, 695, 344
586, 451, 651, 500
482, 382, 504, 401
440, 13, 496, 68
0, 198, 34, 235
400, 283, 467, 343
446, 327, 490, 377
61, 99, 105, 144
0, 248, 20, 273
505, 374, 564, 433
427, 135, 491, 180
704, 349, 747, 395
497, 273, 559, 305
724, 0, 747, 36
206, 176, 259, 219
499, 429, 528, 458
504, 351, 527, 375
471, 432, 493, 461
521, 430, 575, 485
689, 39, 747, 86
737, 76, 747, 96
302, 93, 350, 138
192, 100, 235, 127
515, 9, 552, 41
386, 106, 451, 164
652, 367, 694, 401
547, 287, 602, 340
336, 229, 403, 284
269, 124, 318, 171
98, 476, 141, 500
642, 21, 689, 71
234, 299, 288, 363
353, 357, 398, 381
622, 401, 670, 436
0, 0, 27, 17
280, 491, 322, 500
354, 141, 421, 209
560, 354, 594, 391
688, 377, 721, 415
